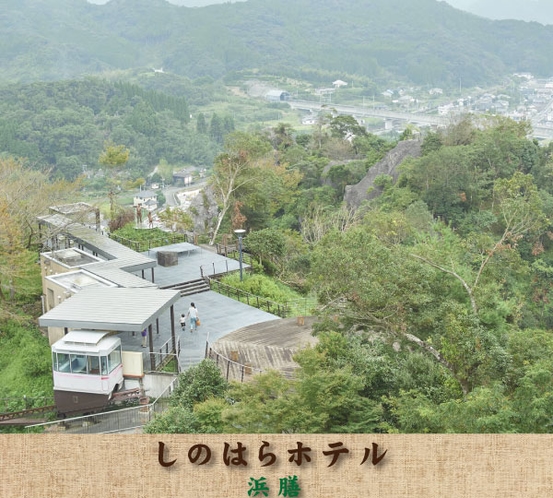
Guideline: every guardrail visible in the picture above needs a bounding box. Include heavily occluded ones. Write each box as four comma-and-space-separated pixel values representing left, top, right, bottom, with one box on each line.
200, 261, 238, 278
151, 336, 181, 373
208, 278, 289, 317
207, 279, 318, 318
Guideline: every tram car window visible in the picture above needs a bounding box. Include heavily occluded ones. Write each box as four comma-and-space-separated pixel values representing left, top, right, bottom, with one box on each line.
88, 356, 100, 375
108, 349, 122, 373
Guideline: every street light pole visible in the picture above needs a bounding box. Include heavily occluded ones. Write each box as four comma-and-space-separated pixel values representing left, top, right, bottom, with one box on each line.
234, 229, 246, 281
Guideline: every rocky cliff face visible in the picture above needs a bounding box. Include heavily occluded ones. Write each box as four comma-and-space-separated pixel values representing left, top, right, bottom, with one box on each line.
344, 140, 422, 210
189, 187, 219, 235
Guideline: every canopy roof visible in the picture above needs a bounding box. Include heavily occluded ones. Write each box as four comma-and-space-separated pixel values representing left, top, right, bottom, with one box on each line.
39, 287, 180, 332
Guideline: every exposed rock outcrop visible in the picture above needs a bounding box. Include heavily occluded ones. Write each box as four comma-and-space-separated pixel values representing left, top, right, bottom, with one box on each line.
344, 140, 422, 210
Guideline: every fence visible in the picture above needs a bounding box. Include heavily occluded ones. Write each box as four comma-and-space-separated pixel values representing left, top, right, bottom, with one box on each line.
207, 279, 317, 319
25, 376, 179, 434
208, 279, 290, 317
205, 344, 264, 383
199, 253, 253, 280
200, 261, 242, 279
151, 337, 181, 373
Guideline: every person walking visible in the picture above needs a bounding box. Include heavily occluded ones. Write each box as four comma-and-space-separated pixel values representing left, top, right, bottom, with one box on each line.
186, 302, 199, 332
141, 328, 147, 347
179, 313, 186, 331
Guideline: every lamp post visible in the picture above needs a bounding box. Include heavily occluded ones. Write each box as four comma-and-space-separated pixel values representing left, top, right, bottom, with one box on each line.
234, 229, 246, 281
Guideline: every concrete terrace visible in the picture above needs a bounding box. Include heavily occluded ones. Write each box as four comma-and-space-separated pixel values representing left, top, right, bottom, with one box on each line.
119, 242, 281, 372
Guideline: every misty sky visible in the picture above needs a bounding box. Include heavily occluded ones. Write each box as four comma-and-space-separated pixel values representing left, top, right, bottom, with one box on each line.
85, 0, 548, 24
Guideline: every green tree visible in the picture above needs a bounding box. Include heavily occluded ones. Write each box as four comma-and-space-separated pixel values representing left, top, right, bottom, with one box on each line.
158, 206, 193, 233
196, 112, 208, 135
143, 406, 200, 434
209, 113, 224, 144
329, 115, 367, 140
207, 132, 272, 244
0, 157, 78, 309
243, 228, 286, 269
98, 141, 130, 220
156, 159, 174, 185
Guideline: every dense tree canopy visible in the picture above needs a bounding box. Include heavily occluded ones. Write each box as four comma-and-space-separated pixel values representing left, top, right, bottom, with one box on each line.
0, 157, 79, 311
0, 79, 224, 182
144, 116, 553, 434
5, 79, 553, 436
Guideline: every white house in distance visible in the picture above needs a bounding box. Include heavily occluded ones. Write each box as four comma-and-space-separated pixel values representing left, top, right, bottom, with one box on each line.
332, 80, 348, 88
133, 190, 158, 211
172, 169, 194, 187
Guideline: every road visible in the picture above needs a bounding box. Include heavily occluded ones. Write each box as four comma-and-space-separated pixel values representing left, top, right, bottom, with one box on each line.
288, 99, 447, 126
163, 181, 207, 208
288, 99, 553, 139
162, 185, 183, 207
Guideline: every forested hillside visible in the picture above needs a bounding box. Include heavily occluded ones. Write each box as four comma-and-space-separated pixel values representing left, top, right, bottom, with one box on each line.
5, 0, 553, 435
4, 0, 553, 87
0, 78, 231, 179
5, 101, 553, 432
144, 117, 553, 434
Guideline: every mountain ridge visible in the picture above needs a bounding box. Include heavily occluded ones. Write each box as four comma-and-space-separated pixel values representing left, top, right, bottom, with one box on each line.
3, 0, 553, 87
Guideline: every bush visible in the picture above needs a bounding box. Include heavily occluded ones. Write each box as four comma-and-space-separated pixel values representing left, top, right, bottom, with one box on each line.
220, 273, 305, 304
0, 321, 53, 397
170, 359, 228, 410
110, 224, 185, 251
143, 406, 199, 434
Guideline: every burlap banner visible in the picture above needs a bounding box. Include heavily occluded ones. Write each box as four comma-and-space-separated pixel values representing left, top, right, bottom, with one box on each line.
1, 434, 551, 497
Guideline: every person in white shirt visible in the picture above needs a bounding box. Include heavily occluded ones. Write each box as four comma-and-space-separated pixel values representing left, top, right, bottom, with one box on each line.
186, 302, 199, 332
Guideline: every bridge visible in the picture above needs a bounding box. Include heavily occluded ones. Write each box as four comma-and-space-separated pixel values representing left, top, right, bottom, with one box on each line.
288, 99, 553, 140
288, 99, 447, 127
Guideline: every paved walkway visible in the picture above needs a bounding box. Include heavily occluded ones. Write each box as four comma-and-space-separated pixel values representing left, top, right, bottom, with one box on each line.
144, 242, 249, 284
119, 243, 278, 378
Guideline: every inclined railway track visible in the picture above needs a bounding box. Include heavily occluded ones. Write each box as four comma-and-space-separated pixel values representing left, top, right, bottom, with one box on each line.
0, 388, 141, 425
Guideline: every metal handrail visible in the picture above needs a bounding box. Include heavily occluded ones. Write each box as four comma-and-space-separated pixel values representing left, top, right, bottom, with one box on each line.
25, 376, 180, 433
207, 278, 290, 317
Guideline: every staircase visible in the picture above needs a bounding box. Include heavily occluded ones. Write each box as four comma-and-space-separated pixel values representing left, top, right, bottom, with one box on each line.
160, 278, 210, 297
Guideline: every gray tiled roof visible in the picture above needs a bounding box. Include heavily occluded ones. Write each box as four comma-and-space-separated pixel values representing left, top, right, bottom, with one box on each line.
85, 260, 157, 288
39, 287, 181, 332
38, 214, 156, 270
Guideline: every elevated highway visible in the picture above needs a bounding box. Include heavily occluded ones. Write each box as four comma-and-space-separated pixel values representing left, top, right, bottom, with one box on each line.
288, 99, 447, 127
288, 99, 553, 140
531, 125, 553, 140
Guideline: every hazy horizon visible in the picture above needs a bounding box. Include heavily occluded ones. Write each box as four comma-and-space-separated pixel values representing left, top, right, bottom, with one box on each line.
85, 0, 550, 25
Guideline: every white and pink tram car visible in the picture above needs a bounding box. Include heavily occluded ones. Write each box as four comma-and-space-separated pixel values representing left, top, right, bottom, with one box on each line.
51, 330, 124, 415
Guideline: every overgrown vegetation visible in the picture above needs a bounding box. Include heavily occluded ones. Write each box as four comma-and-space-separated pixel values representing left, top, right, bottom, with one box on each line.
143, 115, 553, 434
110, 225, 187, 252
